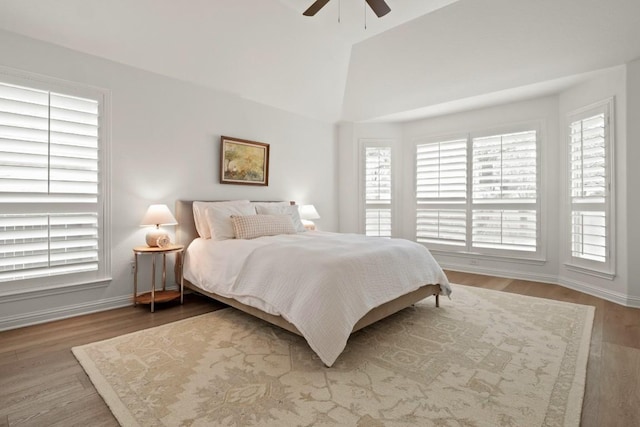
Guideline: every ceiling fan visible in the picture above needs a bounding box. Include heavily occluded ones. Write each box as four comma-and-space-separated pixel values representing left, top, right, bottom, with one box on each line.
303, 0, 391, 18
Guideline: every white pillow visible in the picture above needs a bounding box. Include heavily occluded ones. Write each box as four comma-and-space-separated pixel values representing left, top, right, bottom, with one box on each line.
193, 200, 250, 239
251, 201, 290, 212
255, 204, 305, 232
231, 214, 297, 240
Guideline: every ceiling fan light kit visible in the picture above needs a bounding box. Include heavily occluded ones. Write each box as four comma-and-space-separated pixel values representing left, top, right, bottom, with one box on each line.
303, 0, 391, 18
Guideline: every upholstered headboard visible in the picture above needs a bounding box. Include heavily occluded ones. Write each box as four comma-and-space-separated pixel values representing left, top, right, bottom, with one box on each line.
175, 200, 198, 248
175, 200, 295, 248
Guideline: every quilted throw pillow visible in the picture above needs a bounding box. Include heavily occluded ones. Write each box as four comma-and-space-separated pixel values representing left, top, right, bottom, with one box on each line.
231, 214, 297, 239
255, 203, 305, 232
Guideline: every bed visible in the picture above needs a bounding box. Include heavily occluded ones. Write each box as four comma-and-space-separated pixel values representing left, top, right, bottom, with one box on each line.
176, 200, 451, 366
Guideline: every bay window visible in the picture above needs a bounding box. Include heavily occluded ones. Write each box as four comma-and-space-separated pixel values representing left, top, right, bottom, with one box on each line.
416, 127, 540, 258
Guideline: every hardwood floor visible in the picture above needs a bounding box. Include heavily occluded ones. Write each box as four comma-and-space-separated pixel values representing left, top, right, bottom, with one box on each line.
0, 294, 224, 427
1, 272, 638, 426
445, 271, 640, 427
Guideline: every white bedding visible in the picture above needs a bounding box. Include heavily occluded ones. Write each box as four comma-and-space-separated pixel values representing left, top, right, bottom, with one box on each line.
184, 231, 451, 366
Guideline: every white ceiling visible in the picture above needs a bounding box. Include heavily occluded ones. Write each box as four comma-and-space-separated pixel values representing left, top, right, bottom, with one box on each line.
0, 0, 639, 123
343, 0, 640, 122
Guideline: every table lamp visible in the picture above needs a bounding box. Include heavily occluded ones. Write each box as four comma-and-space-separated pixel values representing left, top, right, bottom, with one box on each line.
140, 204, 177, 247
299, 204, 320, 230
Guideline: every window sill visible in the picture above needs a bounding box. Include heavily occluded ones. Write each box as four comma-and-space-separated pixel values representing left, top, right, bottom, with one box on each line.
564, 263, 615, 281
429, 248, 546, 266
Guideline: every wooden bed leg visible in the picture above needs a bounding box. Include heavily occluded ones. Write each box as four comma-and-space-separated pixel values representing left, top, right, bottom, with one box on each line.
435, 293, 440, 308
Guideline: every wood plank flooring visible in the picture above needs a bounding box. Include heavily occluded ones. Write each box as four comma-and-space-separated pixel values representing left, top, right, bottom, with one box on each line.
445, 271, 640, 427
1, 272, 639, 426
0, 294, 223, 427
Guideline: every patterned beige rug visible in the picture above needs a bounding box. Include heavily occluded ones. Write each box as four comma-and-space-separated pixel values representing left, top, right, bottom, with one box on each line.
72, 284, 594, 426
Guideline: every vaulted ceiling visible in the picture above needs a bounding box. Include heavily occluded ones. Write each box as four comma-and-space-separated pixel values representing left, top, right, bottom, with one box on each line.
0, 0, 639, 123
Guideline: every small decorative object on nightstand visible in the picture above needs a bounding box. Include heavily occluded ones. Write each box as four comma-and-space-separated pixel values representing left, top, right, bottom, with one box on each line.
140, 204, 178, 247
132, 244, 184, 312
299, 204, 320, 230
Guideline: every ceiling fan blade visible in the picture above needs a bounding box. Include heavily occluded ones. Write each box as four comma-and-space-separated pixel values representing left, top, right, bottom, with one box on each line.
303, 0, 331, 16
365, 0, 391, 17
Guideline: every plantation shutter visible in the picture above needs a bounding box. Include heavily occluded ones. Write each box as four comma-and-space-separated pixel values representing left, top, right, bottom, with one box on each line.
471, 130, 537, 252
0, 81, 100, 282
569, 112, 608, 263
364, 145, 392, 237
416, 139, 467, 246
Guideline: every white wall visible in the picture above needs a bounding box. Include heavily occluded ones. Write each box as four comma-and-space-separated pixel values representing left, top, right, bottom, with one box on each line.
626, 58, 640, 301
0, 30, 337, 330
339, 65, 638, 306
558, 66, 631, 304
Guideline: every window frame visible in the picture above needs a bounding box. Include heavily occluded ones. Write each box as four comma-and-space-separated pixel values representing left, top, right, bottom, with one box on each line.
415, 133, 468, 249
359, 138, 396, 237
564, 98, 615, 279
414, 122, 543, 261
0, 66, 111, 294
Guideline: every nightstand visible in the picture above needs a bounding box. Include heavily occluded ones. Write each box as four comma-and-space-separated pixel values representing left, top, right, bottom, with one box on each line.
132, 244, 184, 312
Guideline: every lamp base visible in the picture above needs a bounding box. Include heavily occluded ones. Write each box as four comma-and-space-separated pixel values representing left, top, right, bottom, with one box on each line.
146, 229, 169, 247
301, 219, 316, 231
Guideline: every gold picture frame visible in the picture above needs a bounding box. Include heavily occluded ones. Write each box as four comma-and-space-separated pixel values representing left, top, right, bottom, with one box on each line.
220, 136, 270, 186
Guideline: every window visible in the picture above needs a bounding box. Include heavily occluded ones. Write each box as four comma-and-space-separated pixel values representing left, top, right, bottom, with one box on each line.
416, 138, 467, 246
362, 141, 393, 237
566, 99, 614, 276
416, 127, 539, 258
471, 130, 537, 252
0, 69, 110, 288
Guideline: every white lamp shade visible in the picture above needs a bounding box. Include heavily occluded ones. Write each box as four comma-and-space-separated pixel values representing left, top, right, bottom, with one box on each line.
140, 204, 177, 227
299, 204, 320, 220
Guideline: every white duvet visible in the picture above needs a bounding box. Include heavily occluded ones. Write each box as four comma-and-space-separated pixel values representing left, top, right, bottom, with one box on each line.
184, 231, 451, 366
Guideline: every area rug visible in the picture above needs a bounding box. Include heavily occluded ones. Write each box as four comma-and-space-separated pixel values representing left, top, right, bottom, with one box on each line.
72, 284, 594, 426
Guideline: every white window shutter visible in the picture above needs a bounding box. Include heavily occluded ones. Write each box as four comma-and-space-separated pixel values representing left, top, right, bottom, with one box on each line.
569, 111, 608, 265
472, 131, 537, 203
416, 209, 466, 246
0, 83, 50, 193
416, 139, 467, 246
416, 129, 539, 256
471, 131, 537, 252
365, 209, 391, 237
571, 211, 606, 262
50, 93, 99, 198
0, 80, 101, 282
472, 209, 537, 252
416, 139, 467, 200
364, 145, 392, 237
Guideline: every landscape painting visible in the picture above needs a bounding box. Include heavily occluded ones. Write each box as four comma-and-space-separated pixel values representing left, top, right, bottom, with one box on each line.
220, 136, 269, 186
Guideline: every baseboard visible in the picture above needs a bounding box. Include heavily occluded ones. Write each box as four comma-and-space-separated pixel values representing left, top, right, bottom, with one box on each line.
0, 279, 110, 303
439, 261, 558, 284
441, 261, 639, 308
0, 295, 132, 332
558, 277, 640, 308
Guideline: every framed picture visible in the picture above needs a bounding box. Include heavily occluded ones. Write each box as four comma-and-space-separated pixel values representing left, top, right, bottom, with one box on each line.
220, 136, 270, 186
